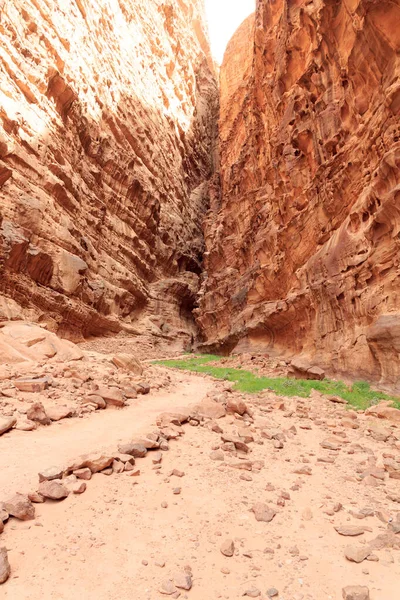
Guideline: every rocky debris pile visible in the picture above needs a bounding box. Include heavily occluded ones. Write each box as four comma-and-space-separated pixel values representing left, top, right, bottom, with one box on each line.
0, 323, 172, 438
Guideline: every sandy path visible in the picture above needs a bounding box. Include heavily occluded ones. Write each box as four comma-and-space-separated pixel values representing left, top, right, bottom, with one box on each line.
2, 388, 399, 600
0, 371, 214, 499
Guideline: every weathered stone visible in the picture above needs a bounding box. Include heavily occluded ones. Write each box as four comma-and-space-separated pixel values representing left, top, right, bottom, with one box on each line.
335, 526, 369, 537
174, 572, 193, 590
0, 547, 10, 584
67, 453, 114, 473
26, 402, 50, 425
46, 406, 75, 421
251, 503, 276, 523
96, 386, 125, 407
4, 494, 35, 520
156, 411, 190, 427
111, 354, 143, 375
0, 416, 16, 436
38, 466, 64, 482
344, 545, 371, 563
193, 399, 226, 419
39, 479, 69, 500
210, 449, 224, 461
159, 580, 177, 595
28, 492, 45, 504
14, 377, 49, 392
342, 586, 370, 600
118, 443, 147, 458
73, 468, 92, 480
220, 539, 235, 557
226, 398, 247, 416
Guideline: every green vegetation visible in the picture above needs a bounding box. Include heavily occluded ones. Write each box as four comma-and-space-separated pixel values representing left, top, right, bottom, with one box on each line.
155, 354, 400, 411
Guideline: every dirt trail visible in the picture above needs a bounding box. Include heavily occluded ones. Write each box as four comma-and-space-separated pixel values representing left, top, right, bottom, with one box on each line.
0, 371, 214, 498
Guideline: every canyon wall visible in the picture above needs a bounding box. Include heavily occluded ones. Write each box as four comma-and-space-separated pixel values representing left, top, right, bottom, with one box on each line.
197, 0, 400, 385
0, 0, 218, 341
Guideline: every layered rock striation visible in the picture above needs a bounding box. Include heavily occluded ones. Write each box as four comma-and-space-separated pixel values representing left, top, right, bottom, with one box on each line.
0, 0, 218, 341
197, 0, 400, 384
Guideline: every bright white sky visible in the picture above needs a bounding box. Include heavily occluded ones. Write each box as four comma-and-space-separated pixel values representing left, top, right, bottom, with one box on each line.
204, 0, 256, 64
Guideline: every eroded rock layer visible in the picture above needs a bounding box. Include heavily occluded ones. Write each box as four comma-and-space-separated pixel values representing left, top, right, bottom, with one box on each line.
0, 0, 217, 341
197, 0, 400, 384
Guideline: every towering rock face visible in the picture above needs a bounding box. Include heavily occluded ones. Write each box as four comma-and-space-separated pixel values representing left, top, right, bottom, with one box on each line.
0, 0, 217, 341
197, 0, 400, 384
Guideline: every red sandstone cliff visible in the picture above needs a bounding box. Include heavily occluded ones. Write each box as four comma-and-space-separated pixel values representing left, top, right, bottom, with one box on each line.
0, 0, 218, 341
197, 0, 400, 385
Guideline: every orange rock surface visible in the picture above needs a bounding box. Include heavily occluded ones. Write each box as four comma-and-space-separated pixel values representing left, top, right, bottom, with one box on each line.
197, 0, 400, 385
0, 0, 218, 341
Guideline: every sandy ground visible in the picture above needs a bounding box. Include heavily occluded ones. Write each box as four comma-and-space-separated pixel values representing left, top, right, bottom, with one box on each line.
1, 368, 400, 600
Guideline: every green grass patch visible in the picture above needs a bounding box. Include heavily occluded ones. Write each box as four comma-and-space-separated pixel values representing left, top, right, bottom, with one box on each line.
155, 354, 400, 411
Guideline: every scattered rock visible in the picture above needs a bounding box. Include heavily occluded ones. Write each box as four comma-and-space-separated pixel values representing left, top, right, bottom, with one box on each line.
266, 588, 279, 598
342, 586, 370, 600
344, 545, 371, 563
27, 402, 51, 425
210, 449, 225, 461
38, 466, 64, 482
220, 539, 235, 557
96, 386, 125, 407
0, 547, 10, 584
118, 442, 147, 457
38, 479, 69, 500
4, 494, 35, 520
243, 586, 261, 597
174, 572, 192, 590
335, 526, 368, 537
28, 492, 45, 504
67, 453, 113, 473
46, 406, 75, 421
365, 402, 400, 423
14, 377, 49, 392
74, 468, 92, 480
226, 398, 247, 416
111, 354, 143, 375
193, 398, 226, 419
159, 580, 177, 595
0, 416, 16, 436
251, 503, 276, 523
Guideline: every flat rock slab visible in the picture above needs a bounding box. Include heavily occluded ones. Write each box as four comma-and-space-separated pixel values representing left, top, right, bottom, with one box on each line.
46, 406, 75, 421
39, 466, 64, 482
67, 453, 114, 473
0, 416, 16, 436
335, 526, 370, 536
344, 545, 371, 563
14, 377, 49, 392
193, 399, 226, 419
